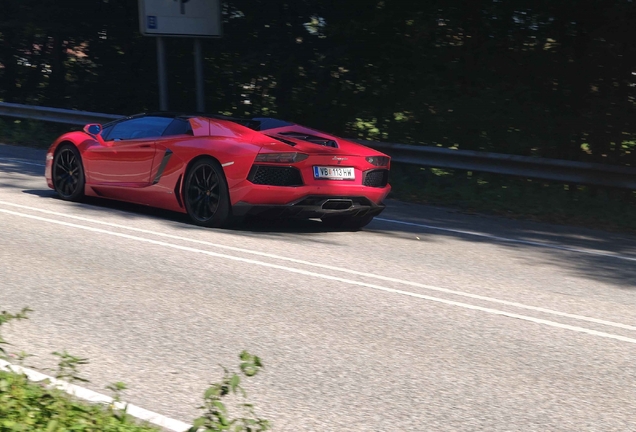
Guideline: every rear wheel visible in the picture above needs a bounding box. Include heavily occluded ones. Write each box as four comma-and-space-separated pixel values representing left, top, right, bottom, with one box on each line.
322, 214, 375, 231
53, 145, 85, 202
183, 158, 230, 227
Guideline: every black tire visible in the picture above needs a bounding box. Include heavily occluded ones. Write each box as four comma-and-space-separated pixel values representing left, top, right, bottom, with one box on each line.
321, 214, 375, 231
52, 144, 85, 202
183, 158, 230, 227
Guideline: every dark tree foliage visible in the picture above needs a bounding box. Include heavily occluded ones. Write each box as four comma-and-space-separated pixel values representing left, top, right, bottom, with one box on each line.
1, 0, 636, 165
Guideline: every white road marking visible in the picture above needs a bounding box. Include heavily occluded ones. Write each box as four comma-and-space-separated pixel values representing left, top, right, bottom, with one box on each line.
0, 200, 634, 333
2, 156, 634, 263
0, 157, 46, 167
376, 217, 636, 262
0, 359, 191, 432
2, 206, 636, 346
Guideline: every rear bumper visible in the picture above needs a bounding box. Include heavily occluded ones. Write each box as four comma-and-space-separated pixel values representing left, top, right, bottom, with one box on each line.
232, 195, 386, 219
230, 180, 390, 205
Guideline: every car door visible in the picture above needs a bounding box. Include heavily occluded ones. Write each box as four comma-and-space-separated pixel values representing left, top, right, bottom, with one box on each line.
83, 116, 173, 186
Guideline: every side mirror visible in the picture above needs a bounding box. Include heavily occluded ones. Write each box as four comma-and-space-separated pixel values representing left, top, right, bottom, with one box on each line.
83, 123, 102, 135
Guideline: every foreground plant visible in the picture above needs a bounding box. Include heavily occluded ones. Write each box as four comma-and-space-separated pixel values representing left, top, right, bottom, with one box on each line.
0, 370, 160, 431
0, 307, 31, 359
1, 308, 270, 431
52, 350, 90, 383
189, 351, 270, 432
0, 308, 156, 431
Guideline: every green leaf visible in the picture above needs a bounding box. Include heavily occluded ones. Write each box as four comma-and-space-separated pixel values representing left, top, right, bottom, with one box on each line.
192, 417, 207, 429
213, 400, 228, 414
204, 385, 220, 399
253, 356, 263, 368
230, 374, 240, 393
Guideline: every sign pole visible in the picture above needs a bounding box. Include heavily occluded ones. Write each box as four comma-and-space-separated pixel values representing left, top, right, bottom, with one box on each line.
194, 38, 205, 113
140, 0, 221, 112
156, 36, 168, 111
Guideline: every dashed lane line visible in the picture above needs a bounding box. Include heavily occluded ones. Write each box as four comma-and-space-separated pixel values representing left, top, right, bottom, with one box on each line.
2, 206, 636, 346
2, 157, 634, 263
0, 200, 635, 333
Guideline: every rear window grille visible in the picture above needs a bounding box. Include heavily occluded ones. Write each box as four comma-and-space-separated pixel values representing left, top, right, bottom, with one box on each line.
279, 132, 338, 148
248, 166, 303, 186
362, 169, 389, 187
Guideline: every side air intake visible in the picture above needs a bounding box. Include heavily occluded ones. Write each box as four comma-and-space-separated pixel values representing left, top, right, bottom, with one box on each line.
362, 169, 389, 187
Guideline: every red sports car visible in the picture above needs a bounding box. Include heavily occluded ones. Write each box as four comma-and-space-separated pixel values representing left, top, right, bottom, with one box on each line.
45, 113, 391, 229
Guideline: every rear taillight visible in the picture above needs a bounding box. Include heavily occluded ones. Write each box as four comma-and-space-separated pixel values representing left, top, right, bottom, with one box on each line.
366, 156, 390, 166
255, 152, 309, 163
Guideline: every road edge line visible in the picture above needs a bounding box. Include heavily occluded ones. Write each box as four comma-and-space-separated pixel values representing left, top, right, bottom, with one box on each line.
3, 207, 636, 346
1, 200, 635, 332
375, 217, 636, 262
0, 359, 191, 432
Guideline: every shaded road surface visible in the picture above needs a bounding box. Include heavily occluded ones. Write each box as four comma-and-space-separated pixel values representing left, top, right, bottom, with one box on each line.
1, 144, 636, 431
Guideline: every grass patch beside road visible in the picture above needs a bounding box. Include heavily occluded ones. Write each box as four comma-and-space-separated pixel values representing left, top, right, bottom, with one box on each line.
0, 369, 160, 432
0, 307, 269, 432
0, 118, 71, 148
389, 163, 636, 234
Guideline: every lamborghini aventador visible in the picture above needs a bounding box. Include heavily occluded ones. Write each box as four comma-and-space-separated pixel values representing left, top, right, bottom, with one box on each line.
44, 113, 391, 229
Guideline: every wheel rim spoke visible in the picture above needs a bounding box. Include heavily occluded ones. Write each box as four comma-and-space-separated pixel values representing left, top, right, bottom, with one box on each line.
54, 149, 81, 197
208, 199, 218, 214
188, 164, 221, 222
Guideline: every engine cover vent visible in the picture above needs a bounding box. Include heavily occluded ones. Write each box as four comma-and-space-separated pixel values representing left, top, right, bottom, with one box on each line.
279, 132, 338, 148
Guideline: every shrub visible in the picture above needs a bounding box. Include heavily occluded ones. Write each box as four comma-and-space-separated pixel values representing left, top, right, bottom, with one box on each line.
0, 308, 269, 432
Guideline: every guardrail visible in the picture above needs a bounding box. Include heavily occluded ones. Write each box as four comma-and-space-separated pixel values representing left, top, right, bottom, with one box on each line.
0, 102, 122, 125
357, 140, 636, 190
1, 101, 635, 190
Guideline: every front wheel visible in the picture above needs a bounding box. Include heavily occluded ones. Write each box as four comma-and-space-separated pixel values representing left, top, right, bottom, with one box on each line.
183, 158, 230, 228
321, 214, 375, 231
53, 144, 85, 202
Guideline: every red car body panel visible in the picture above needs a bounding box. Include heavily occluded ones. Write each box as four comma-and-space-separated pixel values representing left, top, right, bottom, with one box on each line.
45, 115, 391, 218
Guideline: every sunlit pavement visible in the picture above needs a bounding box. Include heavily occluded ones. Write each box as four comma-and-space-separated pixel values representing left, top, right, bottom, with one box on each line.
2, 143, 636, 431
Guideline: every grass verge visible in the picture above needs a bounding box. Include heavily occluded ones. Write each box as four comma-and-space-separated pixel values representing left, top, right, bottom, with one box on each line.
0, 118, 72, 148
0, 369, 160, 431
389, 163, 636, 234
0, 308, 269, 432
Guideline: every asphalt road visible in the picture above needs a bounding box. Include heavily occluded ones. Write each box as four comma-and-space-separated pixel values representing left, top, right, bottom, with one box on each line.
1, 143, 636, 431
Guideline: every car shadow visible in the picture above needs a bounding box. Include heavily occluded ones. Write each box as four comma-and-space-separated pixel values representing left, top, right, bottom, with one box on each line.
0, 159, 45, 175
21, 189, 339, 235
5, 162, 636, 289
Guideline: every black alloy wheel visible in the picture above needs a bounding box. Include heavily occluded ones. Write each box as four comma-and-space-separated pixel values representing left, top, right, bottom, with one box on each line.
184, 158, 230, 227
53, 145, 85, 201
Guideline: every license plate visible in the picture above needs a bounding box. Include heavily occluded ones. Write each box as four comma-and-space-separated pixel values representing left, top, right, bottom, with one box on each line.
313, 166, 355, 180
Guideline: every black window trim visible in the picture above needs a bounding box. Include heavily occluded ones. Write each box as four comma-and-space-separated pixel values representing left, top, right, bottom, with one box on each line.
161, 117, 194, 137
